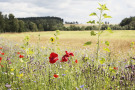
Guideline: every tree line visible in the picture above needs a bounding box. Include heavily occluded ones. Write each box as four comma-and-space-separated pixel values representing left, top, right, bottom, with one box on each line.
0, 11, 135, 32
0, 12, 64, 32
63, 16, 135, 30
62, 24, 126, 31
65, 21, 79, 24
119, 16, 135, 30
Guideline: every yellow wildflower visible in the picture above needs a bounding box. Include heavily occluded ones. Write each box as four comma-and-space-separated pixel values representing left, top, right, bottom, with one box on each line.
11, 69, 14, 71
50, 37, 55, 43
65, 70, 68, 72
19, 74, 23, 77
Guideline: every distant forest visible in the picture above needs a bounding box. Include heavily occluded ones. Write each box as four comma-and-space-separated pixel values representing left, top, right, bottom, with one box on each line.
18, 17, 64, 31
0, 11, 135, 32
0, 12, 64, 32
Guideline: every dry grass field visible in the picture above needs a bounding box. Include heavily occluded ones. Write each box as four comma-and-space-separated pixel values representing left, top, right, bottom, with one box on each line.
1, 30, 135, 53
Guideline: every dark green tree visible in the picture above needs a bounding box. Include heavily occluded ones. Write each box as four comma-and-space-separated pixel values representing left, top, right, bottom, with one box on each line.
8, 14, 16, 32
29, 22, 38, 32
3, 14, 9, 32
38, 24, 44, 31
18, 20, 25, 32
0, 12, 4, 32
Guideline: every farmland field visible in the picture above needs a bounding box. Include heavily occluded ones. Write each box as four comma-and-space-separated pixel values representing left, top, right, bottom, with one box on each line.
0, 30, 135, 90
1, 30, 135, 51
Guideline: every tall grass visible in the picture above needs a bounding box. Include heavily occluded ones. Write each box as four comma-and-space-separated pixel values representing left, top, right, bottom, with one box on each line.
0, 30, 135, 89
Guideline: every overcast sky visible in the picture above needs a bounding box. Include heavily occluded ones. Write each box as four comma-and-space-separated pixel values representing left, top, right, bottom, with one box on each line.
0, 0, 135, 24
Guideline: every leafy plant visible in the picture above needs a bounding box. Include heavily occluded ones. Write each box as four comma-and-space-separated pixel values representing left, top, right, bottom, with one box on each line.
85, 3, 112, 62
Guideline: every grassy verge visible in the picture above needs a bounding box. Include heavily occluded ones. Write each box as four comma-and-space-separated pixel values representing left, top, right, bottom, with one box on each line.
0, 30, 135, 89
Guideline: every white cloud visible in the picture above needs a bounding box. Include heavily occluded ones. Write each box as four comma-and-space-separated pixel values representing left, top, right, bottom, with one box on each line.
0, 2, 53, 17
58, 0, 71, 8
0, 0, 134, 24
125, 0, 135, 8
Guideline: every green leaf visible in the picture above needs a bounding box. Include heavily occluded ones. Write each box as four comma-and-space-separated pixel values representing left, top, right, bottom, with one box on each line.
103, 14, 112, 18
105, 16, 112, 18
97, 8, 102, 10
90, 31, 96, 36
96, 21, 104, 24
87, 20, 95, 24
21, 46, 24, 49
100, 58, 105, 64
103, 47, 110, 52
84, 57, 89, 61
103, 13, 112, 18
109, 67, 116, 73
101, 22, 104, 24
130, 42, 134, 48
102, 4, 109, 10
89, 12, 97, 16
106, 27, 113, 33
105, 41, 109, 46
98, 3, 102, 8
103, 13, 107, 16
54, 34, 56, 36
98, 3, 109, 10
24, 36, 29, 42
98, 31, 104, 35
56, 37, 59, 40
56, 30, 60, 35
27, 50, 34, 55
107, 27, 111, 30
83, 41, 92, 46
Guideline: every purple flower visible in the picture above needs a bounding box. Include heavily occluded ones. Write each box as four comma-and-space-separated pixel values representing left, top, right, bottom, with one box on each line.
6, 57, 10, 61
5, 84, 11, 88
62, 74, 66, 76
80, 85, 84, 88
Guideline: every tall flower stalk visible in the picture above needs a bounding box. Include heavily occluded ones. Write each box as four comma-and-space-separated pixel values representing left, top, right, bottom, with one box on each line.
84, 3, 112, 62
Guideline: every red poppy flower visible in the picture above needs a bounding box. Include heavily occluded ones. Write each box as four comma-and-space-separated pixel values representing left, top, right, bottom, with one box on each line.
0, 58, 2, 63
0, 57, 2, 61
1, 53, 4, 55
19, 55, 24, 58
61, 55, 68, 62
1, 65, 3, 67
65, 51, 74, 57
17, 52, 20, 54
54, 74, 59, 78
0, 64, 3, 67
0, 57, 2, 63
60, 51, 74, 62
0, 47, 2, 49
49, 52, 59, 64
75, 59, 78, 63
114, 67, 118, 70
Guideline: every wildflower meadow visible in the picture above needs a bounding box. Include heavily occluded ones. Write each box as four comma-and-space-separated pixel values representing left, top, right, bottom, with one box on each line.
0, 3, 135, 90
